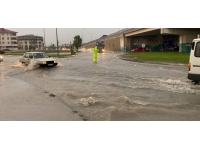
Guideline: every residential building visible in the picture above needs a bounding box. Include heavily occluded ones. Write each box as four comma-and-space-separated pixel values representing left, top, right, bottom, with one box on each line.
61, 44, 70, 50
0, 28, 18, 50
17, 34, 44, 50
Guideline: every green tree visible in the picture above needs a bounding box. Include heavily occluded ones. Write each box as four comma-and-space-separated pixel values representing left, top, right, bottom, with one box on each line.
73, 35, 82, 51
29, 45, 33, 51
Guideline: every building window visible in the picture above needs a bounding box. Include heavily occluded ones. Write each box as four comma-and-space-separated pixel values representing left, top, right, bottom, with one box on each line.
2, 37, 4, 40
8, 42, 9, 44
3, 42, 4, 44
7, 37, 9, 40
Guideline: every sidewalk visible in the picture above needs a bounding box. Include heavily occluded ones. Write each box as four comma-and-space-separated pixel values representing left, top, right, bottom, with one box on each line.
0, 76, 82, 121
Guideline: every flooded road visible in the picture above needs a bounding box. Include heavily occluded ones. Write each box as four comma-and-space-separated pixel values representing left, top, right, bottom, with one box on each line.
1, 51, 200, 120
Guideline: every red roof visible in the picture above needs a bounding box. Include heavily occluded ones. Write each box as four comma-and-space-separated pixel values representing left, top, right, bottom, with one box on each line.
0, 28, 17, 33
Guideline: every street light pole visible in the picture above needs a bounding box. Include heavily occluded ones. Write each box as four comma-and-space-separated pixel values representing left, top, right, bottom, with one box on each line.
43, 28, 46, 50
56, 28, 59, 56
90, 33, 93, 41
81, 28, 86, 43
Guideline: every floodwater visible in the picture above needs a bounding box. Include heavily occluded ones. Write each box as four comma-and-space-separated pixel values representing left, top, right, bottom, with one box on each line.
1, 51, 200, 121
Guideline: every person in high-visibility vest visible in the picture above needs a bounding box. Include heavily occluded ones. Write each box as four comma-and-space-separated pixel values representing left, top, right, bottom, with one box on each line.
93, 46, 98, 62
73, 46, 77, 55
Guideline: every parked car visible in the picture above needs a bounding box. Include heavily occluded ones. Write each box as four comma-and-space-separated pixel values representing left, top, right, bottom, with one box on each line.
0, 49, 5, 54
160, 39, 178, 51
2, 48, 11, 51
19, 52, 58, 67
0, 55, 3, 62
160, 45, 178, 51
131, 47, 146, 52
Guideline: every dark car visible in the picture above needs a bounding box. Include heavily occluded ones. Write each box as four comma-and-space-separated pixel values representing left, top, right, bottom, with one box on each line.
2, 48, 10, 51
0, 49, 5, 54
160, 39, 178, 51
160, 44, 178, 51
131, 47, 146, 52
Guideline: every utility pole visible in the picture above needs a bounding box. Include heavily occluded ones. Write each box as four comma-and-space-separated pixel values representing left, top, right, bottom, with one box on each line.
90, 33, 93, 41
81, 28, 86, 43
56, 28, 59, 56
0, 32, 1, 49
43, 28, 46, 50
70, 41, 73, 55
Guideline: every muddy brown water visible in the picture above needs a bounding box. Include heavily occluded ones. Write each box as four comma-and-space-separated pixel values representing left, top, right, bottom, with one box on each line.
1, 51, 200, 121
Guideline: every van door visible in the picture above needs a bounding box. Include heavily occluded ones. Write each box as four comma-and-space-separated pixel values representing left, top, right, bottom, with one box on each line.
190, 41, 200, 74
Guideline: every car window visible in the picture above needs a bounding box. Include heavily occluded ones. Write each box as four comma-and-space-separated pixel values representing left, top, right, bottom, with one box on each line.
43, 53, 49, 58
33, 53, 49, 59
29, 53, 33, 59
195, 42, 200, 57
24, 53, 29, 58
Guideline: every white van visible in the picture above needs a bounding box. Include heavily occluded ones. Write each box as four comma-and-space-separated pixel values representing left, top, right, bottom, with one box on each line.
188, 38, 200, 82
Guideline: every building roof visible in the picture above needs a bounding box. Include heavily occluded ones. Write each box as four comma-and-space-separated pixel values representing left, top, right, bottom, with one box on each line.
17, 34, 43, 39
0, 28, 17, 33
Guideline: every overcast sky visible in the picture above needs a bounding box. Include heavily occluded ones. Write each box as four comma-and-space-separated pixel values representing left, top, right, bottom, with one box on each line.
7, 28, 121, 46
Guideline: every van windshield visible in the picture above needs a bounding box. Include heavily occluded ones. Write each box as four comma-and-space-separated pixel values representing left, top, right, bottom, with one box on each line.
195, 42, 200, 57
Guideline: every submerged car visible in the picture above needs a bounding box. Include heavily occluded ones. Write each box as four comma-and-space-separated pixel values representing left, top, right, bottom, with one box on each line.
131, 47, 146, 52
19, 52, 58, 67
0, 55, 3, 62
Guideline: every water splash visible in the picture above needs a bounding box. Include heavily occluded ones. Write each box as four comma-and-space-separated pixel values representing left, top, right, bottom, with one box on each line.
156, 78, 200, 94
78, 97, 99, 107
26, 60, 39, 70
9, 62, 24, 68
57, 61, 63, 66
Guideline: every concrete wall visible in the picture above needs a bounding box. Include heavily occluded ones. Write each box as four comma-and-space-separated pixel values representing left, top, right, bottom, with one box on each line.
82, 34, 123, 52
130, 35, 162, 48
103, 34, 121, 51
81, 41, 96, 50
82, 28, 200, 53
161, 28, 200, 52
125, 35, 179, 51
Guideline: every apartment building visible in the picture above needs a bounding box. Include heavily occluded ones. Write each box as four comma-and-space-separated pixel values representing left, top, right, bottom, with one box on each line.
0, 28, 18, 50
17, 34, 44, 50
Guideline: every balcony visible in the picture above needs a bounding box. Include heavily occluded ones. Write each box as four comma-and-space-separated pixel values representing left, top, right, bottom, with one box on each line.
10, 34, 17, 37
10, 44, 18, 46
11, 38, 17, 40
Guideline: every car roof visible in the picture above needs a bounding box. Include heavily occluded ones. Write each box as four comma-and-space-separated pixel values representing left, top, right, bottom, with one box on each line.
25, 52, 45, 53
193, 38, 200, 41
